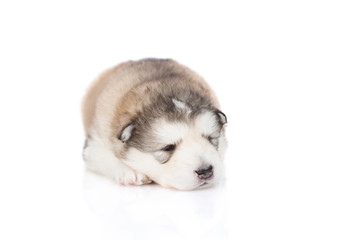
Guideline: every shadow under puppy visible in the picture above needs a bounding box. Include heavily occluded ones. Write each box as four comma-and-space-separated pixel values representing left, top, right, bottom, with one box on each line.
82, 59, 227, 190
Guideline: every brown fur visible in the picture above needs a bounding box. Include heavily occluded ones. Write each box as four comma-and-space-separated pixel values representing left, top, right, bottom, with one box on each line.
82, 61, 132, 133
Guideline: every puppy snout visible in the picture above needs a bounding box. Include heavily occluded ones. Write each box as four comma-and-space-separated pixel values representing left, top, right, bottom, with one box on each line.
195, 165, 213, 180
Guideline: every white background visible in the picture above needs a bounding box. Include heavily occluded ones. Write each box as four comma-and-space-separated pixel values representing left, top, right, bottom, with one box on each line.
0, 1, 345, 239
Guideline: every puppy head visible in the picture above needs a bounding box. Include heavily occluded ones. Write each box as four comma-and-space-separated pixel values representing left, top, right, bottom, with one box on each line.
117, 98, 227, 190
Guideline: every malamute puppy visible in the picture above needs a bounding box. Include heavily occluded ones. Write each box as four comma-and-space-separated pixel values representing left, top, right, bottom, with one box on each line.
82, 59, 227, 190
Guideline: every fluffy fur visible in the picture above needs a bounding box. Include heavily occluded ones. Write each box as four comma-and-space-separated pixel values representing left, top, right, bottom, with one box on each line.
82, 59, 227, 190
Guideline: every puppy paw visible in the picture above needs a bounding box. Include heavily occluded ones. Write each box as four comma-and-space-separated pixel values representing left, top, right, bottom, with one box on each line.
116, 168, 152, 186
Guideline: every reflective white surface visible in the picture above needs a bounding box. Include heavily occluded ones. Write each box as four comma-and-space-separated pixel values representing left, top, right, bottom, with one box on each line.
84, 172, 228, 240
1, 1, 346, 239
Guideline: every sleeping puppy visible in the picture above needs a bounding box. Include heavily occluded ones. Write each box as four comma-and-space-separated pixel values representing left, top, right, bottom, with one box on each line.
82, 59, 227, 190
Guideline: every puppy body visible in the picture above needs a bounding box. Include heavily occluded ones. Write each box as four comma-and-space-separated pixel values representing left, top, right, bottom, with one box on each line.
82, 59, 227, 190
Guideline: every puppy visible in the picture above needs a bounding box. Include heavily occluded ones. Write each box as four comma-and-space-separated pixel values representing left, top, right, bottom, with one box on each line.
82, 59, 227, 190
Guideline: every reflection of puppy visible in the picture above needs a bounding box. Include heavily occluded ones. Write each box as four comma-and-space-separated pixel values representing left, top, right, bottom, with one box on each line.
82, 59, 227, 190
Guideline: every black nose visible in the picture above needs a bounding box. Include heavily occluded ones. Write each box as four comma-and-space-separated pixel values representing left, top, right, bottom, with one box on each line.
195, 165, 213, 180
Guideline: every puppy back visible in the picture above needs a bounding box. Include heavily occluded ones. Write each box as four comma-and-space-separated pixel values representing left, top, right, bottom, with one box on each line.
82, 59, 220, 142
81, 61, 132, 134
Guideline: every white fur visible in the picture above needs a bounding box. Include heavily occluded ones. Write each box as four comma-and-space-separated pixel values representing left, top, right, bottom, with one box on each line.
172, 98, 191, 114
122, 113, 226, 190
85, 111, 226, 190
84, 136, 151, 185
152, 119, 188, 144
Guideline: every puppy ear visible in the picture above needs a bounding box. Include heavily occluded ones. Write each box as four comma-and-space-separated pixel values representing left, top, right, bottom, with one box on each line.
215, 109, 227, 125
118, 123, 135, 143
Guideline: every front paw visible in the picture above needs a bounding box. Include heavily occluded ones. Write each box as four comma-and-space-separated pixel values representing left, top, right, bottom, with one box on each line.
116, 169, 152, 186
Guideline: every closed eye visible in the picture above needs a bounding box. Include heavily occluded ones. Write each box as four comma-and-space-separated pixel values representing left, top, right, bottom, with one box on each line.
203, 134, 219, 148
154, 144, 177, 164
162, 144, 176, 152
